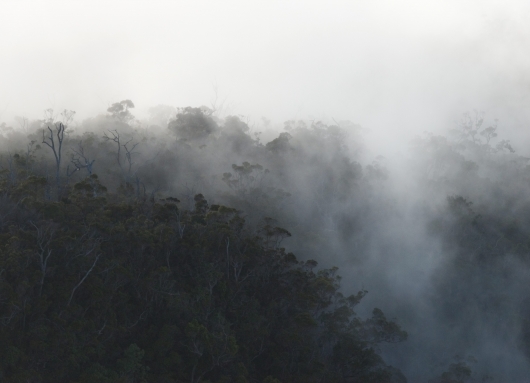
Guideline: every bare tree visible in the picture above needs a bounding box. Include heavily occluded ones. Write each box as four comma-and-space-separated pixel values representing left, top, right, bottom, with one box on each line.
70, 141, 95, 176
122, 137, 139, 176
42, 122, 66, 190
103, 129, 138, 175
103, 129, 123, 171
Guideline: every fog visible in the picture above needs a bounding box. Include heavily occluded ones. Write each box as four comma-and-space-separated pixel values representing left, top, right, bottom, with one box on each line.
2, 1, 530, 150
3, 1, 530, 382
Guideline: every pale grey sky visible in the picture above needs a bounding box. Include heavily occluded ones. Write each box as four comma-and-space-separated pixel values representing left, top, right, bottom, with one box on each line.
1, 0, 530, 150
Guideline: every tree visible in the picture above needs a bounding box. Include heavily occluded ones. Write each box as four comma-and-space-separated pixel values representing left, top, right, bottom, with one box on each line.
107, 100, 135, 123
69, 141, 96, 176
42, 121, 66, 192
168, 107, 218, 141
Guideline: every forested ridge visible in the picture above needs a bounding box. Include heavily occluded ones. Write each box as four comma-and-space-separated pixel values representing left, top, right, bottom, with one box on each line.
0, 104, 408, 382
0, 176, 406, 382
1, 103, 530, 382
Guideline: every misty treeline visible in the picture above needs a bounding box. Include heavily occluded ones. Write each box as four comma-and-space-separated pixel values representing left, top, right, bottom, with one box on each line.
0, 102, 529, 382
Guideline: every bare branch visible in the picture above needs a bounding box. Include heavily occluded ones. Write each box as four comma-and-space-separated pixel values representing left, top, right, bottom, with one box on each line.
66, 236, 103, 307
42, 122, 65, 191
71, 141, 95, 175
103, 129, 122, 170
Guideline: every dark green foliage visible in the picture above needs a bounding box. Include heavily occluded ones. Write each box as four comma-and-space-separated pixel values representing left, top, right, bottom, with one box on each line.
168, 107, 218, 141
0, 169, 406, 382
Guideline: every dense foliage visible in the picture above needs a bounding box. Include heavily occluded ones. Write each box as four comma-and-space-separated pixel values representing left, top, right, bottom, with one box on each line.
0, 106, 407, 382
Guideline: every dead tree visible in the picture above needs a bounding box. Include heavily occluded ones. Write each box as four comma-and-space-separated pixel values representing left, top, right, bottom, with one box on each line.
69, 141, 95, 176
122, 137, 139, 176
103, 129, 123, 172
42, 122, 66, 190
103, 129, 142, 195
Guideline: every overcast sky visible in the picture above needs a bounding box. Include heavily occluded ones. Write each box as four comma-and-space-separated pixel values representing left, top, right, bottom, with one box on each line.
2, 0, 530, 151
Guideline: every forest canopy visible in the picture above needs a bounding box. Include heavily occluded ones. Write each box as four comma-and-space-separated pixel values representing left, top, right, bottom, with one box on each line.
0, 105, 408, 383
0, 105, 529, 382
